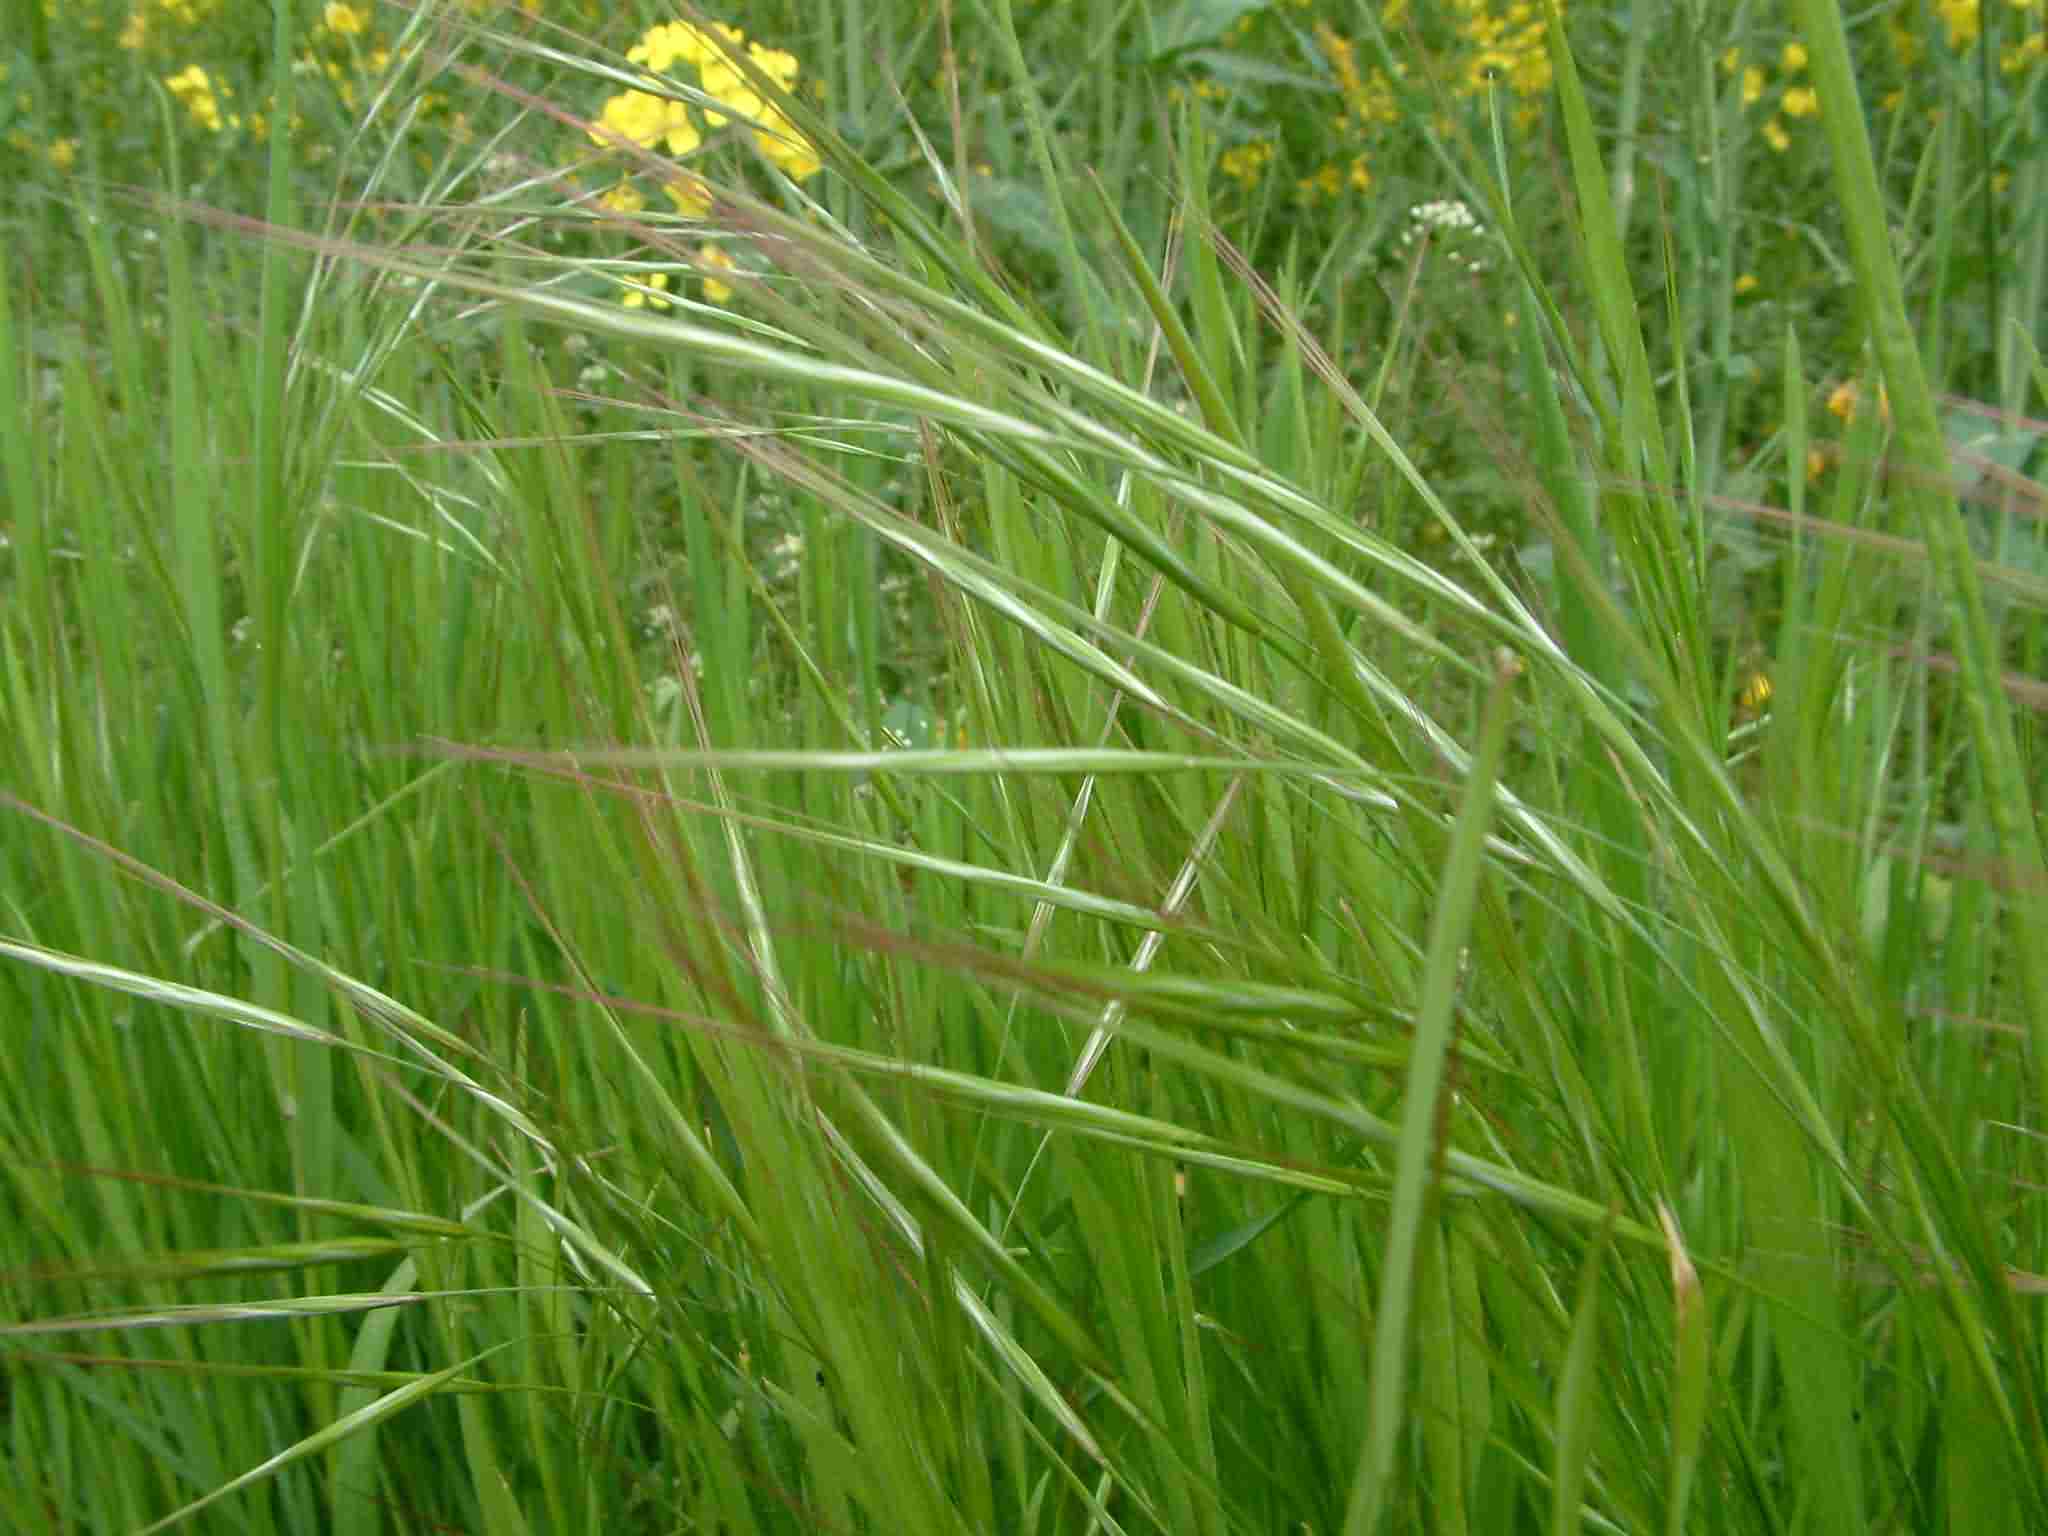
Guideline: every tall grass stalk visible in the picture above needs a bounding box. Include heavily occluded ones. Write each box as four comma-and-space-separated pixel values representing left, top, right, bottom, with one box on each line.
3, 2, 2045, 1532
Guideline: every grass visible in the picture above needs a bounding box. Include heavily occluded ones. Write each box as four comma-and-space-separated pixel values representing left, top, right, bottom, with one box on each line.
3, 0, 2047, 1531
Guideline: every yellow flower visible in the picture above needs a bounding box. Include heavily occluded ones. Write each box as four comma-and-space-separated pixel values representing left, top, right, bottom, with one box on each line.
1733, 272, 1759, 295
47, 136, 78, 171
1826, 378, 1890, 425
621, 271, 670, 309
1296, 163, 1343, 202
589, 89, 701, 156
1315, 22, 1364, 102
1805, 446, 1828, 483
1781, 85, 1818, 118
626, 21, 693, 72
746, 43, 802, 95
1741, 67, 1765, 106
598, 180, 646, 214
755, 115, 821, 180
1467, 50, 1517, 91
1219, 139, 1274, 185
1720, 46, 1742, 74
322, 2, 370, 36
164, 64, 226, 132
661, 173, 713, 215
1763, 117, 1790, 152
1889, 20, 1924, 69
697, 242, 736, 303
1937, 0, 1980, 49
1780, 42, 1808, 73
630, 19, 743, 76
1508, 47, 1552, 96
611, 19, 820, 181
694, 56, 761, 127
122, 0, 224, 47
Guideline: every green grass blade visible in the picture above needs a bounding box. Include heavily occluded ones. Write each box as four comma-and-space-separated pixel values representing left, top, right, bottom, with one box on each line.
1344, 653, 1522, 1536
136, 1343, 513, 1536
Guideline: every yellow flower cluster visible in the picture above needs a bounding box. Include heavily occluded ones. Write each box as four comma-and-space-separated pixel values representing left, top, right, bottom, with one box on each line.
614, 243, 739, 311
1793, 377, 1896, 483
696, 241, 737, 303
1296, 22, 1404, 200
1737, 670, 1774, 717
140, 0, 400, 139
305, 1, 401, 115
1990, 0, 2048, 78
1, 52, 78, 171
163, 63, 239, 134
621, 271, 671, 309
1296, 157, 1373, 200
3, 118, 78, 170
1826, 378, 1889, 427
1219, 139, 1275, 185
1721, 40, 1817, 154
1293, 5, 1563, 205
1939, 0, 1982, 49
589, 17, 820, 187
590, 89, 701, 158
1895, 0, 2046, 76
117, 0, 223, 53
1450, 0, 1554, 99
322, 2, 370, 38
591, 18, 817, 308
1319, 22, 1404, 131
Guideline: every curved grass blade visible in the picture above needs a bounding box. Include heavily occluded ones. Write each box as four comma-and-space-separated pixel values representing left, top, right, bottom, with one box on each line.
136, 1342, 515, 1536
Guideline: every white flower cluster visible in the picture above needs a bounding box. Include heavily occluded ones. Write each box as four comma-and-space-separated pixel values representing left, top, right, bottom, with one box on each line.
1400, 198, 1489, 273
763, 532, 805, 580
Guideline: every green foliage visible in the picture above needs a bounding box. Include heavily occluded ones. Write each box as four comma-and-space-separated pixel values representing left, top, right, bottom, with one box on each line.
4, 1, 2047, 1533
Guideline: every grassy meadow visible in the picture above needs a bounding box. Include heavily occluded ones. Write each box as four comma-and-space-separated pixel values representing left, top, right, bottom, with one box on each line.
3, 0, 2047, 1530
